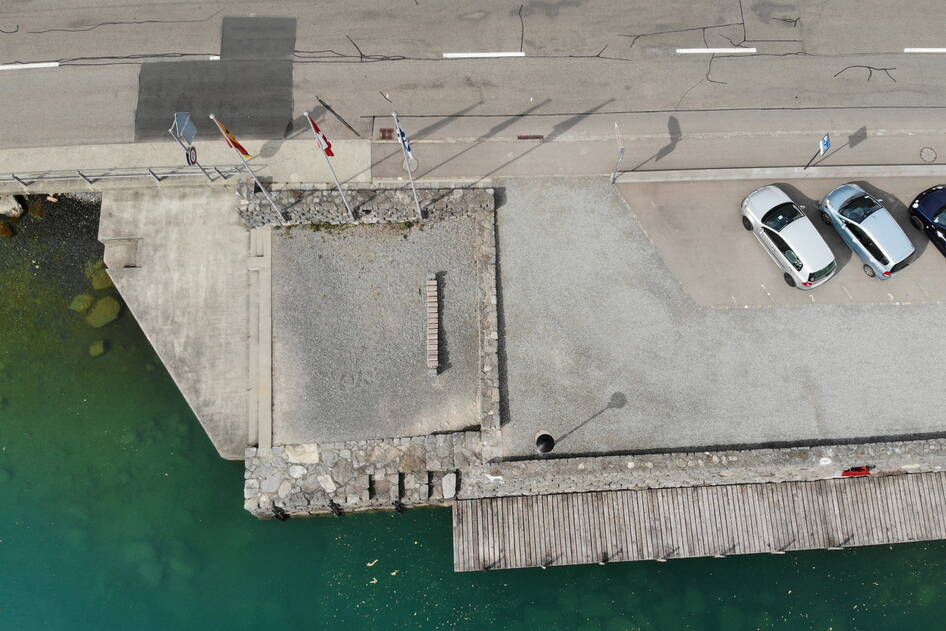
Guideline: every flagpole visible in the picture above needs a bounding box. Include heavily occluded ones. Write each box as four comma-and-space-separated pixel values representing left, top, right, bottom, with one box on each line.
208, 114, 287, 224
393, 112, 423, 220
304, 111, 355, 222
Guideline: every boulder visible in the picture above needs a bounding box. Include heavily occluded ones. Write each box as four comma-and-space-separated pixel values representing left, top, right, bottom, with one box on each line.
0, 196, 21, 219
68, 293, 94, 313
284, 443, 320, 464
289, 464, 307, 478
85, 296, 121, 328
89, 340, 107, 357
441, 472, 457, 499
91, 268, 113, 290
0, 222, 13, 238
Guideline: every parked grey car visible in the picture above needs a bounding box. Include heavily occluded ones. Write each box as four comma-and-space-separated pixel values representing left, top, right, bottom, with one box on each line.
819, 183, 915, 278
741, 185, 837, 288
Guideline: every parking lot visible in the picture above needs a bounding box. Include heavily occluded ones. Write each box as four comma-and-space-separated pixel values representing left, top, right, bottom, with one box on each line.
618, 177, 946, 308
496, 176, 946, 458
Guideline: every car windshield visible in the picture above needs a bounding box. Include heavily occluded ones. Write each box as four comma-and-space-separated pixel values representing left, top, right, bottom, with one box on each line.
761, 203, 802, 231
933, 208, 946, 229
840, 195, 881, 223
808, 260, 836, 283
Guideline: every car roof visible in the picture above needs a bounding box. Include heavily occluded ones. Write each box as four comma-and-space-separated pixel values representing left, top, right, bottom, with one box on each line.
861, 210, 915, 262
916, 187, 946, 221
781, 217, 835, 270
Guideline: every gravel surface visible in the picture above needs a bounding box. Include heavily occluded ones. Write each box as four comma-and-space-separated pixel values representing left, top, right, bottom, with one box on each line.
271, 218, 480, 444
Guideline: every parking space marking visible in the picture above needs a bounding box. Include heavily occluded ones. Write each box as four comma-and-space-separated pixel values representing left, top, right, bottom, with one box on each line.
840, 283, 854, 301
676, 48, 757, 54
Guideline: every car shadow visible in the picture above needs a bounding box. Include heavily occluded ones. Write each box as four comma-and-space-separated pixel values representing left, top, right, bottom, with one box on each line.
851, 180, 929, 260
776, 182, 853, 274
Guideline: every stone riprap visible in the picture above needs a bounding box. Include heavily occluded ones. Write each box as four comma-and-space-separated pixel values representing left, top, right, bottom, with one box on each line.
245, 434, 946, 518
244, 431, 483, 518
236, 183, 495, 228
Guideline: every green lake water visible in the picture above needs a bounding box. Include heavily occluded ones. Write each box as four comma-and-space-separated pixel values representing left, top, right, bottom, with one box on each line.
1, 198, 944, 630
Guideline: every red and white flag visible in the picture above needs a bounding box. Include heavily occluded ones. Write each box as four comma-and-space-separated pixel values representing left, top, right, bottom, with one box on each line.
305, 113, 334, 157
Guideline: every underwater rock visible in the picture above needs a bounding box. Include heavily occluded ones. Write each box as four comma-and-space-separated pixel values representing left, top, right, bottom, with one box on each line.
91, 268, 113, 290
85, 296, 120, 328
0, 222, 13, 238
27, 199, 46, 219
89, 339, 107, 357
68, 293, 94, 313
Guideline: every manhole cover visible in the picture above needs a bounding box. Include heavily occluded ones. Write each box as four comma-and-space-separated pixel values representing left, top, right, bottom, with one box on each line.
535, 433, 555, 454
921, 147, 937, 163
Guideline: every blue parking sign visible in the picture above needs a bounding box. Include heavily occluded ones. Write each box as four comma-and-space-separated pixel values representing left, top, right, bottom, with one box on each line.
820, 133, 831, 156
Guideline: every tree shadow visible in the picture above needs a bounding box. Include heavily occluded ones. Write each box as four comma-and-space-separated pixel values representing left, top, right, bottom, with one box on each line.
776, 182, 853, 273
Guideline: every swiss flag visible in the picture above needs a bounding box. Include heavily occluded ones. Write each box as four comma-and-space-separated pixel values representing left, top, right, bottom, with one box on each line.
306, 113, 334, 157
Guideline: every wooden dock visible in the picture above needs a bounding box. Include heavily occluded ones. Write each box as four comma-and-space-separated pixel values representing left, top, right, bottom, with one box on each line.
452, 472, 946, 571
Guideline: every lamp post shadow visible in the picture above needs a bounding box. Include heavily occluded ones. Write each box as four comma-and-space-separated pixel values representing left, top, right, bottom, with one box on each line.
556, 391, 628, 446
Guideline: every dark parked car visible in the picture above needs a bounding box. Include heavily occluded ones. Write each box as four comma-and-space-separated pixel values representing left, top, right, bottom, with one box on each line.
909, 185, 946, 257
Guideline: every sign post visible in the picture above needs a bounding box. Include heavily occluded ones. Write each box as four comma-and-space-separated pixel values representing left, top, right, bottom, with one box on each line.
610, 122, 625, 184
804, 133, 831, 170
168, 112, 213, 181
392, 112, 423, 219
303, 112, 355, 221
209, 113, 287, 224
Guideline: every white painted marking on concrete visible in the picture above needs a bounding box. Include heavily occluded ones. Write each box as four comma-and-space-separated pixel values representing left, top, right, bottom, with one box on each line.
888, 293, 895, 302
208, 55, 221, 60
0, 61, 59, 71
676, 48, 757, 54
841, 284, 854, 300
904, 48, 946, 53
443, 52, 526, 58
809, 294, 815, 302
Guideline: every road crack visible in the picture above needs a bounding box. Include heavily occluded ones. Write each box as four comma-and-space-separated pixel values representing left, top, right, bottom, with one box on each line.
834, 65, 896, 82
26, 9, 222, 34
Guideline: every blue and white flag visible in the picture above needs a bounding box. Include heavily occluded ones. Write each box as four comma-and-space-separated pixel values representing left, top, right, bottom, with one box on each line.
392, 112, 413, 159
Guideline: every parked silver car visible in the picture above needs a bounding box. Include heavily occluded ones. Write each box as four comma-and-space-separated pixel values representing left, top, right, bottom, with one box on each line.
819, 183, 915, 279
741, 185, 837, 288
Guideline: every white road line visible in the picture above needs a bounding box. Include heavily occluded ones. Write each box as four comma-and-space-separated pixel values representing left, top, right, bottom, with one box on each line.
0, 61, 60, 71
442, 52, 525, 58
676, 48, 757, 54
904, 48, 946, 53
208, 55, 220, 61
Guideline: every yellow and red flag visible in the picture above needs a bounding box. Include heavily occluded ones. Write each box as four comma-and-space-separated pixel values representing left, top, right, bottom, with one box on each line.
210, 116, 252, 159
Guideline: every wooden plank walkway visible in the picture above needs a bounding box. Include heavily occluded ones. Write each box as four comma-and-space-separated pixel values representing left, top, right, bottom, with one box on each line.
452, 472, 946, 571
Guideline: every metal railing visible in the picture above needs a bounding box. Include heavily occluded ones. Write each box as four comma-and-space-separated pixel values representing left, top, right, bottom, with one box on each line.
0, 164, 245, 187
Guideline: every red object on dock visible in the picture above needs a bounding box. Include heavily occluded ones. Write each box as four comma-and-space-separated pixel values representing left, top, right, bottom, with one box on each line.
842, 465, 872, 477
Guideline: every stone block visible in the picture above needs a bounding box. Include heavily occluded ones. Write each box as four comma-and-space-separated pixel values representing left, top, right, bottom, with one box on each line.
289, 464, 307, 478
284, 444, 320, 464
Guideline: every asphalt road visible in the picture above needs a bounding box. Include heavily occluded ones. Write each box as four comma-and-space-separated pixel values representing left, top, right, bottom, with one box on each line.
2, 0, 946, 169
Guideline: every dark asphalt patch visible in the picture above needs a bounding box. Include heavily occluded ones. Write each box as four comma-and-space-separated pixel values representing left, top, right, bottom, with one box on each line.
134, 60, 292, 142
